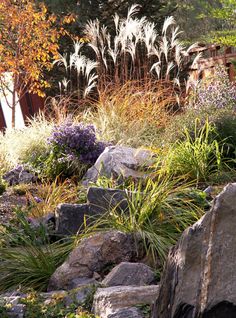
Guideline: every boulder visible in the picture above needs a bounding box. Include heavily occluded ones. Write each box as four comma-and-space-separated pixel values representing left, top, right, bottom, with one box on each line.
93, 285, 159, 318
55, 203, 93, 236
48, 231, 140, 291
155, 183, 236, 318
3, 165, 38, 186
102, 262, 155, 287
87, 187, 129, 215
83, 146, 154, 185
108, 307, 144, 318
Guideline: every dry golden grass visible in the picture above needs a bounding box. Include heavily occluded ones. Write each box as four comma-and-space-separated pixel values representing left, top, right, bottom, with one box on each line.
25, 178, 80, 218
80, 80, 182, 147
98, 80, 179, 126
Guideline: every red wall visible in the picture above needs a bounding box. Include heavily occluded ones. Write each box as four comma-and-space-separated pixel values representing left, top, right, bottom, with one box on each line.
0, 92, 44, 130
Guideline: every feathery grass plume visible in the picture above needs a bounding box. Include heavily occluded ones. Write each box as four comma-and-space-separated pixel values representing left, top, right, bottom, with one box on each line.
54, 40, 99, 100
54, 5, 198, 101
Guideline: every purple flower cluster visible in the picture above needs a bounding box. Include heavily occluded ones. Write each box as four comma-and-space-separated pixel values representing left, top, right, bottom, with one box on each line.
48, 122, 106, 165
190, 66, 236, 110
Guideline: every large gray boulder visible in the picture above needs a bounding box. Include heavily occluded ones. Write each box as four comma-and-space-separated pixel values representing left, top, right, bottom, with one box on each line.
87, 187, 129, 215
48, 231, 140, 291
83, 146, 154, 185
93, 285, 159, 318
155, 183, 236, 318
102, 262, 155, 287
55, 203, 92, 235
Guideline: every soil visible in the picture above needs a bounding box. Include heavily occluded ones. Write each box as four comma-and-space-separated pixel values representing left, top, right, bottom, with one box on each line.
0, 189, 28, 224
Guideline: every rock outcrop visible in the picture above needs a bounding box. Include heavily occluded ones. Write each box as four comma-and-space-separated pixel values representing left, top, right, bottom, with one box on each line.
55, 203, 92, 235
155, 183, 236, 318
107, 307, 144, 318
87, 187, 129, 215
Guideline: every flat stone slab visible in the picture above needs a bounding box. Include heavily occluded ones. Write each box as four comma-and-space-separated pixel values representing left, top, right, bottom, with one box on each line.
93, 285, 159, 318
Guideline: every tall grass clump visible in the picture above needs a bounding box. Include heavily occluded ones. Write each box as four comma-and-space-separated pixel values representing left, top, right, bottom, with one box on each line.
0, 114, 53, 173
83, 175, 204, 264
54, 5, 202, 147
84, 5, 199, 90
0, 210, 74, 291
162, 119, 229, 184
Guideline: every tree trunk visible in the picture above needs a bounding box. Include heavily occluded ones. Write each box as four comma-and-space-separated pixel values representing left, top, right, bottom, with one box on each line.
11, 81, 16, 128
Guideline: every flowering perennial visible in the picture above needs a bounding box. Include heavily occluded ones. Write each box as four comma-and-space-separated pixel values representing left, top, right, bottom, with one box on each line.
191, 66, 236, 111
48, 123, 106, 166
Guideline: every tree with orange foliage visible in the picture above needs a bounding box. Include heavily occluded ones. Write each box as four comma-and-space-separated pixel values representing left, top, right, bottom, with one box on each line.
0, 0, 60, 127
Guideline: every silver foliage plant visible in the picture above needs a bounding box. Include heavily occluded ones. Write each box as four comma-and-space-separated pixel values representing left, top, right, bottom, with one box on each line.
55, 4, 200, 98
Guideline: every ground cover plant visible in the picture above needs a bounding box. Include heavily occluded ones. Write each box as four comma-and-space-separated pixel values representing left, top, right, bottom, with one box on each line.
0, 291, 96, 318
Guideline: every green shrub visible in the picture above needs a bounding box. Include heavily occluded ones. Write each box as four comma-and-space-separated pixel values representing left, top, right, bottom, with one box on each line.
29, 122, 107, 180
213, 113, 236, 162
159, 66, 236, 147
189, 66, 236, 111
